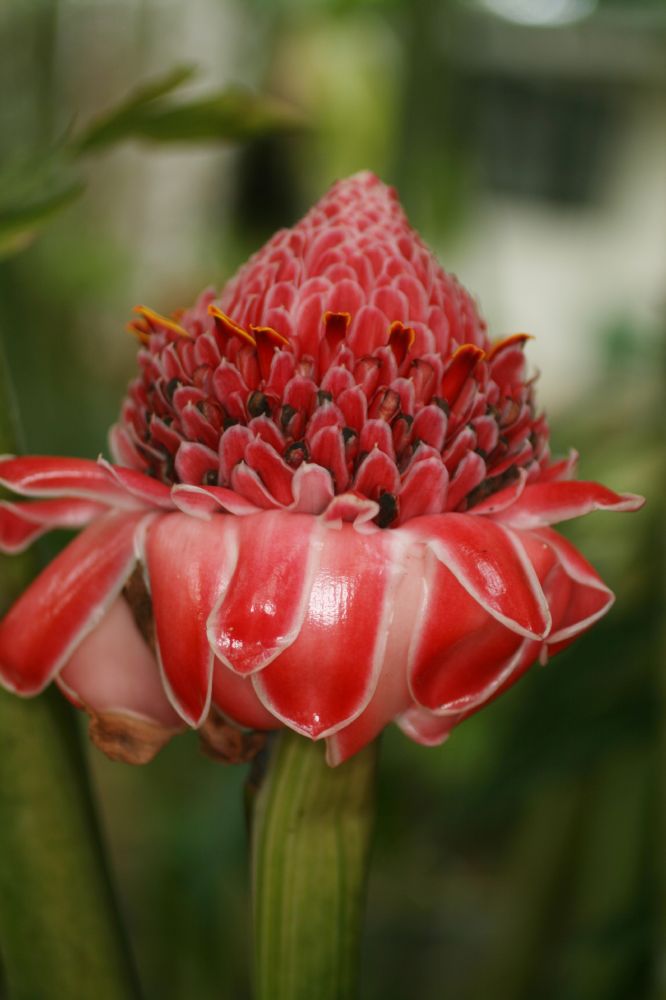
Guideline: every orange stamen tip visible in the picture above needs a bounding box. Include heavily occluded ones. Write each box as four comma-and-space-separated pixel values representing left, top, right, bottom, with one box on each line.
323, 310, 352, 331
487, 333, 533, 360
388, 320, 416, 351
451, 344, 485, 363
133, 305, 190, 339
208, 305, 256, 346
250, 325, 291, 348
125, 321, 150, 344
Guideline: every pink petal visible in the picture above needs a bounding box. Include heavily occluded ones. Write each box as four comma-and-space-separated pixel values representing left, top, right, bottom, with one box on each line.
406, 514, 551, 639
211, 658, 280, 730
395, 707, 456, 747
0, 455, 137, 506
289, 463, 335, 514
142, 513, 240, 727
536, 527, 615, 645
492, 480, 645, 529
174, 442, 218, 485
539, 449, 578, 482
322, 492, 379, 526
406, 548, 528, 711
0, 498, 108, 553
59, 597, 183, 729
0, 512, 143, 694
171, 483, 261, 517
98, 458, 174, 509
209, 512, 322, 676
108, 423, 146, 470
230, 462, 284, 510
469, 469, 528, 515
325, 537, 421, 764
253, 528, 407, 740
397, 456, 448, 524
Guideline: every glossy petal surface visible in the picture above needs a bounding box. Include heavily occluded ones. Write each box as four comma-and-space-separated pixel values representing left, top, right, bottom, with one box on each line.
143, 513, 239, 726
0, 512, 141, 694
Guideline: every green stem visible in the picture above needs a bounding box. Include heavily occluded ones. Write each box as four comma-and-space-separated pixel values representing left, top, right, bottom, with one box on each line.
0, 339, 141, 1000
251, 730, 378, 1000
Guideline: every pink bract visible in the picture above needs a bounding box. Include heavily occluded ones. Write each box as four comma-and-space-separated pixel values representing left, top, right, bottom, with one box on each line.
0, 172, 644, 766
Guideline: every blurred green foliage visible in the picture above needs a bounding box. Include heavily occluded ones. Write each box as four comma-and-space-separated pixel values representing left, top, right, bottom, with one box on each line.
0, 0, 663, 998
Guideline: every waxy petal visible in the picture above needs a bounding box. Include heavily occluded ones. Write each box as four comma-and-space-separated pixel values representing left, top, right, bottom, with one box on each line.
406, 514, 551, 639
537, 527, 615, 645
0, 455, 138, 506
0, 498, 108, 553
59, 597, 183, 729
289, 463, 335, 514
325, 541, 422, 764
98, 458, 174, 509
209, 512, 322, 676
142, 514, 239, 726
254, 528, 408, 740
395, 707, 455, 747
171, 483, 262, 517
493, 480, 645, 529
211, 659, 280, 731
406, 549, 523, 711
0, 512, 142, 694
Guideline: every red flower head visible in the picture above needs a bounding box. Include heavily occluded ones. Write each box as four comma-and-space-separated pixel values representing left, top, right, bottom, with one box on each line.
0, 173, 644, 765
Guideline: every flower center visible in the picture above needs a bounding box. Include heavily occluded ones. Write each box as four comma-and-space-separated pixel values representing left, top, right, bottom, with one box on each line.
117, 303, 550, 527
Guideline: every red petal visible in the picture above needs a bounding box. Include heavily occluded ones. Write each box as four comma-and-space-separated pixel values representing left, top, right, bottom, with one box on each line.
469, 468, 527, 515
98, 459, 174, 509
0, 512, 142, 694
209, 512, 322, 676
447, 451, 487, 510
397, 456, 448, 524
406, 514, 551, 639
171, 483, 261, 517
143, 513, 240, 726
322, 492, 379, 526
493, 480, 645, 529
536, 527, 615, 645
407, 549, 527, 711
325, 537, 421, 764
539, 449, 578, 482
253, 528, 407, 740
353, 448, 400, 500
211, 659, 280, 730
0, 498, 108, 553
174, 442, 219, 485
108, 423, 146, 470
245, 439, 295, 506
289, 463, 335, 514
396, 707, 455, 747
0, 455, 137, 505
231, 462, 284, 509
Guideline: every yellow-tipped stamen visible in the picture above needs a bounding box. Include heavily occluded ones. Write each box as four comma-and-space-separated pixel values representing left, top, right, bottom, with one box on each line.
322, 310, 351, 333
487, 333, 534, 361
208, 304, 257, 347
133, 305, 191, 339
387, 320, 416, 362
250, 325, 292, 349
126, 321, 151, 345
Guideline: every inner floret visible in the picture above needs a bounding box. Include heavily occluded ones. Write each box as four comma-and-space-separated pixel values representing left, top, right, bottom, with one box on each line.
112, 302, 551, 528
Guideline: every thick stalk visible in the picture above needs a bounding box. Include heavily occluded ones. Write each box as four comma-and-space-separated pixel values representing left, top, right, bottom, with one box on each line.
0, 338, 141, 1000
251, 730, 378, 1000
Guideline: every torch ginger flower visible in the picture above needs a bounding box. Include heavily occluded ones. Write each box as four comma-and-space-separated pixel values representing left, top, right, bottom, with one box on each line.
0, 172, 644, 766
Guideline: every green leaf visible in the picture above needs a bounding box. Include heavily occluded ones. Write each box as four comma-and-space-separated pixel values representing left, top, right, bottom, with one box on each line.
74, 64, 197, 153
0, 151, 84, 260
75, 71, 305, 152
123, 89, 306, 144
